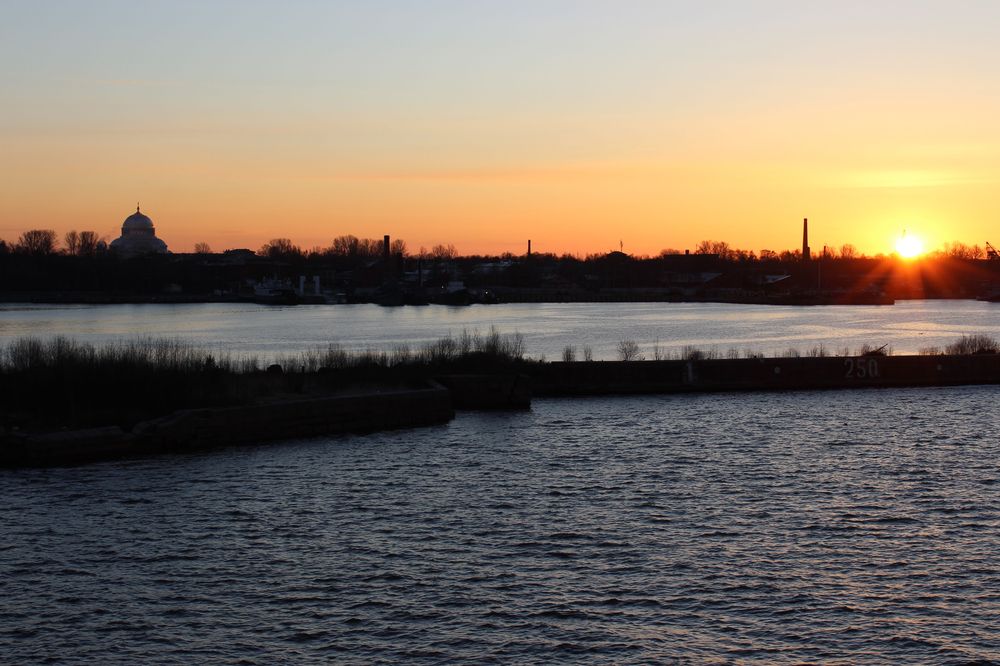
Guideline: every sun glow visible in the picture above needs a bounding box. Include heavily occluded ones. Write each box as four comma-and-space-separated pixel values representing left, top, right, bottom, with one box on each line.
895, 232, 925, 259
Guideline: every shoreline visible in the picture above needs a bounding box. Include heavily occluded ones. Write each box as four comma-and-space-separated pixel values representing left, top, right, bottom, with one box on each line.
0, 290, 898, 306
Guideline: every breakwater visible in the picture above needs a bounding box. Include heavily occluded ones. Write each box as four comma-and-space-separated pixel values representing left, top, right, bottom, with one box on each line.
5, 353, 1000, 468
435, 374, 531, 409
528, 353, 1000, 395
0, 384, 453, 468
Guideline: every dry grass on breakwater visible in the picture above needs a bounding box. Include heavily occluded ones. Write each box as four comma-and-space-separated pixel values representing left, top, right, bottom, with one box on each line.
0, 329, 527, 432
4, 331, 1000, 467
3, 331, 998, 432
601, 333, 1000, 362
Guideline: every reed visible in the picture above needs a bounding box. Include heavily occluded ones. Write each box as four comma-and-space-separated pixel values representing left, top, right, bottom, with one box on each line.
0, 328, 528, 430
4, 331, 996, 432
945, 334, 999, 355
617, 339, 642, 361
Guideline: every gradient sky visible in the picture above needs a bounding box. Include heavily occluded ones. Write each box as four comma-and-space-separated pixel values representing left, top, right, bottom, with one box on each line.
2, 1, 999, 255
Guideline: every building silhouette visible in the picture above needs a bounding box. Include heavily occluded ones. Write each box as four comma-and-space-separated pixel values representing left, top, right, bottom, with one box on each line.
109, 205, 169, 257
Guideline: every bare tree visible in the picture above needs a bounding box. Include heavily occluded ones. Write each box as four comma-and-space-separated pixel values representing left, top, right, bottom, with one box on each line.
330, 235, 360, 256
64, 230, 81, 255
390, 238, 407, 256
194, 242, 212, 254
944, 242, 985, 260
839, 244, 858, 259
617, 339, 642, 361
16, 229, 58, 255
63, 230, 101, 256
430, 243, 457, 260
78, 231, 100, 256
358, 238, 382, 257
695, 240, 736, 260
258, 238, 303, 259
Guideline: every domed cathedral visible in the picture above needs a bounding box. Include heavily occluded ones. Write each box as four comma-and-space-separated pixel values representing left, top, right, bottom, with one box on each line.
109, 205, 170, 256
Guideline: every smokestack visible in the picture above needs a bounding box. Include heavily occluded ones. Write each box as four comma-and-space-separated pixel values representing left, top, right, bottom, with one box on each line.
527, 239, 531, 258
383, 235, 390, 261
802, 218, 811, 261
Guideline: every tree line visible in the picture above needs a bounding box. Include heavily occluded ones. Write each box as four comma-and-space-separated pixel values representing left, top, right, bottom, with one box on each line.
0, 230, 105, 256
1, 228, 994, 263
659, 239, 994, 262
257, 235, 458, 261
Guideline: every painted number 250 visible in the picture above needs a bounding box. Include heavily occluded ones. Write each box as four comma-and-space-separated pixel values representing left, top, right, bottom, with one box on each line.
844, 358, 880, 379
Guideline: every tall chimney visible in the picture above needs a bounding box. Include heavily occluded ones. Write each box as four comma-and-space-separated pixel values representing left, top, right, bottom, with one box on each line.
802, 218, 811, 261
527, 239, 532, 258
383, 234, 390, 261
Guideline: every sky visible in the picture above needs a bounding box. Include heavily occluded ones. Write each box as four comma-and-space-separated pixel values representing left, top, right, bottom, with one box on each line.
2, 1, 999, 256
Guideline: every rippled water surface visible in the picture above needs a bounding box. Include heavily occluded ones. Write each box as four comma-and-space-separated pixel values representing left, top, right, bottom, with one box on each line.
3, 387, 1000, 663
3, 299, 1000, 360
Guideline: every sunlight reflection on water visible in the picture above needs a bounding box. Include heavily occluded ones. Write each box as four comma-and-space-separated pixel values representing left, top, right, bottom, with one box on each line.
2, 299, 1000, 361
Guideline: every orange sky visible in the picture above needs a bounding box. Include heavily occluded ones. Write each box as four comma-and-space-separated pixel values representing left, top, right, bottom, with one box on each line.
2, 3, 999, 256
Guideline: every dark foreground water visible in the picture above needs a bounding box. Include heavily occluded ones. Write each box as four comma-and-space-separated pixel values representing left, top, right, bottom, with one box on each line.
3, 387, 1000, 664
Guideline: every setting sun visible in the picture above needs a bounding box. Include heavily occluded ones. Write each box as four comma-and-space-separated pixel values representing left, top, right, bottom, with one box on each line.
895, 232, 925, 259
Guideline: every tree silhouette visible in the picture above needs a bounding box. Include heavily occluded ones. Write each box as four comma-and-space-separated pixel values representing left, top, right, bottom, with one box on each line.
16, 229, 58, 255
77, 231, 101, 256
258, 238, 303, 259
431, 243, 457, 260
64, 231, 80, 255
63, 230, 101, 256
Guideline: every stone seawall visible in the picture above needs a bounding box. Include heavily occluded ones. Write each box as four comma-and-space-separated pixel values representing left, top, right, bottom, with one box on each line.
529, 354, 1000, 395
434, 375, 531, 409
5, 355, 999, 467
1, 384, 454, 468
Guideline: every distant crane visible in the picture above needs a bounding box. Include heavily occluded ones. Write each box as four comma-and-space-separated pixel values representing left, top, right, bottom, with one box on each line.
987, 241, 1000, 261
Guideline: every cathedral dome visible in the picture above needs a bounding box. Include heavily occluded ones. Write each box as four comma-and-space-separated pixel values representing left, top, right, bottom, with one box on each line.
122, 206, 154, 233
110, 204, 169, 256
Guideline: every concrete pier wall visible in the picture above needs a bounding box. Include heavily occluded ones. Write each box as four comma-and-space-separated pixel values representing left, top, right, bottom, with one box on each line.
1, 384, 453, 468
435, 375, 531, 409
529, 354, 1000, 395
5, 355, 999, 468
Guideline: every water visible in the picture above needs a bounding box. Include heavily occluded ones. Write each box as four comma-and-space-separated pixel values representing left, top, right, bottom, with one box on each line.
3, 301, 1000, 661
2, 299, 1000, 360
2, 387, 999, 663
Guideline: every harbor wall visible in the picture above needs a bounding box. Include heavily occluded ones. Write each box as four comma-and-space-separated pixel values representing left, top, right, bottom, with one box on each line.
434, 374, 531, 409
1, 384, 453, 468
529, 354, 1000, 395
5, 354, 1000, 468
